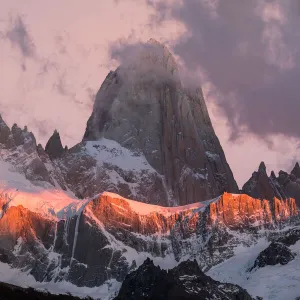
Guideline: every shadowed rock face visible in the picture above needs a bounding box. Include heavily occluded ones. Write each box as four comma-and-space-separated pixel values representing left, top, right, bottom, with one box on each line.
0, 114, 12, 146
0, 281, 85, 300
242, 162, 285, 201
45, 130, 64, 159
114, 258, 254, 300
242, 161, 300, 207
83, 40, 238, 205
270, 227, 300, 246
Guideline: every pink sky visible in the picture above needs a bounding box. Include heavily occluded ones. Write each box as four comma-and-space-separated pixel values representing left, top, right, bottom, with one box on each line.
1, 0, 299, 188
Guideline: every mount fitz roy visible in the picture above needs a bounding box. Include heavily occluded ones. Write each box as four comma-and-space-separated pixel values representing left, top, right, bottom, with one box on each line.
0, 40, 300, 300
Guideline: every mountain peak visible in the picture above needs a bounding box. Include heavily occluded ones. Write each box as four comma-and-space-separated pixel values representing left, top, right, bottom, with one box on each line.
291, 162, 300, 179
115, 38, 178, 80
147, 38, 168, 50
0, 113, 8, 128
258, 161, 267, 173
83, 42, 238, 205
0, 114, 12, 146
45, 130, 64, 159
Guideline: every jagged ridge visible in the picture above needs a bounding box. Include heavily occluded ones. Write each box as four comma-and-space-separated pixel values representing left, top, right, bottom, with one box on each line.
0, 190, 297, 290
243, 161, 300, 207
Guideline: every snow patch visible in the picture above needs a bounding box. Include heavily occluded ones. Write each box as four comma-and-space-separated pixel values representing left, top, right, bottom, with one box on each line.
84, 139, 156, 173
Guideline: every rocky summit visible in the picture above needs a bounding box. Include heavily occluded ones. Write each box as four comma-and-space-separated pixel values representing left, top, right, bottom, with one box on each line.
83, 39, 238, 205
0, 40, 300, 300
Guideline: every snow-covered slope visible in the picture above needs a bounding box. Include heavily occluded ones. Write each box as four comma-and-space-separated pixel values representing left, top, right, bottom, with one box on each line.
55, 138, 171, 205
0, 160, 83, 220
0, 114, 171, 206
208, 230, 300, 300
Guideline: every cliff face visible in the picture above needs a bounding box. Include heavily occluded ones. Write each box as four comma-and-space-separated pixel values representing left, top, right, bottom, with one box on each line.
209, 193, 298, 229
83, 40, 238, 205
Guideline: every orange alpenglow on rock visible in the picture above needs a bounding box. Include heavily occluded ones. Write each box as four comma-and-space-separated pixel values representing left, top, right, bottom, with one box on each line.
209, 192, 298, 229
86, 192, 203, 235
0, 189, 298, 245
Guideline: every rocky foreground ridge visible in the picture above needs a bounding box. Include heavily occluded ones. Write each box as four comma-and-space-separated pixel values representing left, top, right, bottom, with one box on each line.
115, 258, 253, 300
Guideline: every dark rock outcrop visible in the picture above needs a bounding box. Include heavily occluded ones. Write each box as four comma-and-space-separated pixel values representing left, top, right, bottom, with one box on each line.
291, 162, 300, 179
0, 114, 13, 147
250, 242, 295, 271
82, 39, 238, 205
114, 258, 254, 300
0, 281, 88, 300
270, 227, 300, 246
45, 130, 64, 159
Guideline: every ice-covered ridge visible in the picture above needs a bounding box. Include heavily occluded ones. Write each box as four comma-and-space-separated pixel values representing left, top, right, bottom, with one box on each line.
100, 191, 220, 217
0, 188, 88, 220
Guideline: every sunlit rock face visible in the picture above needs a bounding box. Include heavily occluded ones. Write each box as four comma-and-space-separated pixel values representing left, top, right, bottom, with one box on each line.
209, 193, 298, 229
243, 161, 300, 207
83, 40, 238, 205
0, 190, 297, 288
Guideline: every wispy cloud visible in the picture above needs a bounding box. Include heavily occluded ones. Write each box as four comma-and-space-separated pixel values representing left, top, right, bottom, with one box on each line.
4, 15, 36, 59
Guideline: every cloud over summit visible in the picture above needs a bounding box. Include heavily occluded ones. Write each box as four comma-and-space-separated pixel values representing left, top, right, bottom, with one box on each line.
114, 0, 300, 142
